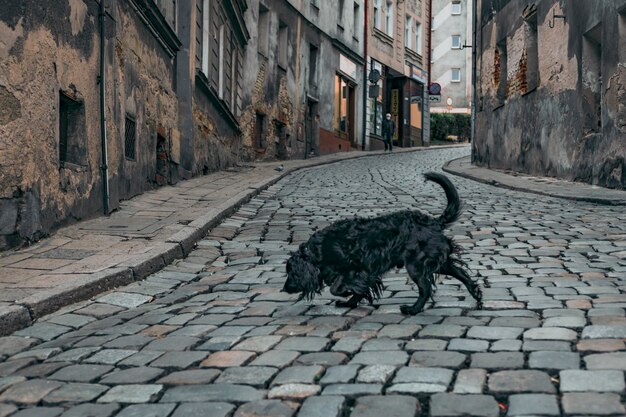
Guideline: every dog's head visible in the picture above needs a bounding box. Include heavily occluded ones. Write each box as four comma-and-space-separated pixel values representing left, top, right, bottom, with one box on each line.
283, 246, 321, 300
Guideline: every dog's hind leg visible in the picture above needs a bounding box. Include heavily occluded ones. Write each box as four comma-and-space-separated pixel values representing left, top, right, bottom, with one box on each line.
336, 294, 363, 308
441, 261, 482, 309
400, 262, 433, 315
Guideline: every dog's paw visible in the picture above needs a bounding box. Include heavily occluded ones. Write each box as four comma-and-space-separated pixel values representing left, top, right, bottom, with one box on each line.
335, 299, 354, 308
400, 304, 419, 315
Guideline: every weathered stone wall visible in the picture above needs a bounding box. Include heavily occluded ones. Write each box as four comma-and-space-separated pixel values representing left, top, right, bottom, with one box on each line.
0, 0, 179, 250
474, 0, 626, 189
240, 0, 300, 162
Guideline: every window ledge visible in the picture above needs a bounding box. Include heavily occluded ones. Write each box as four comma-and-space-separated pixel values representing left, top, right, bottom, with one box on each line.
60, 161, 88, 172
522, 86, 538, 96
373, 27, 394, 44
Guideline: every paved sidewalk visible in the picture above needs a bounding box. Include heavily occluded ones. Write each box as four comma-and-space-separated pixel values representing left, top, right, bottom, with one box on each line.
0, 146, 465, 335
444, 156, 626, 205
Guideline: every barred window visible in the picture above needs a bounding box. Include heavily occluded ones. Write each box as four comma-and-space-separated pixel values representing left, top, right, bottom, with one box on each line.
124, 116, 136, 160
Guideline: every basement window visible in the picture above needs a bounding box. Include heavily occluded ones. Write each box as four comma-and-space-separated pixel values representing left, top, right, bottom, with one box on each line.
59, 90, 87, 167
124, 116, 136, 160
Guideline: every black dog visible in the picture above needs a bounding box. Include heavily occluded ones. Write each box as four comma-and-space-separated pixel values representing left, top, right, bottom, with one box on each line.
282, 172, 482, 315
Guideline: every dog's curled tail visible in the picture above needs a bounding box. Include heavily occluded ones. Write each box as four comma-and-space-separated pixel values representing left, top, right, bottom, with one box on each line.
424, 172, 462, 226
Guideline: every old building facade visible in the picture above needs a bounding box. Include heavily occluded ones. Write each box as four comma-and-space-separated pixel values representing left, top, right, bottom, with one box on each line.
473, 0, 626, 189
240, 0, 365, 159
0, 0, 250, 250
430, 0, 472, 113
366, 0, 431, 149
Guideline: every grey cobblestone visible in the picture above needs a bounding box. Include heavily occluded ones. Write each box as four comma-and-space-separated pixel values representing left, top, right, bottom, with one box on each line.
297, 395, 344, 417
351, 395, 419, 417
3, 148, 626, 416
430, 393, 499, 417
506, 394, 560, 416
170, 402, 234, 417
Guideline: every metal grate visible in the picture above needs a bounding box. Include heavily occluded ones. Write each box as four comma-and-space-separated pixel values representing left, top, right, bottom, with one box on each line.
125, 116, 136, 160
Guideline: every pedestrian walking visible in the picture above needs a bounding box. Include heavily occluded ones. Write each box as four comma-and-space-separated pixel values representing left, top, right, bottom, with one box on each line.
382, 113, 395, 152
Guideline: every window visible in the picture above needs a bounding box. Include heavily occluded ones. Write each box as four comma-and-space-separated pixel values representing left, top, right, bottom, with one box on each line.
451, 35, 461, 49
353, 3, 360, 38
524, 11, 539, 92
278, 23, 288, 69
451, 1, 461, 15
59, 91, 86, 166
620, 9, 626, 62
311, 0, 319, 8
496, 39, 508, 105
231, 46, 238, 115
386, 0, 394, 36
218, 25, 225, 98
334, 74, 352, 133
201, 0, 210, 75
156, 0, 177, 31
415, 22, 422, 54
258, 5, 269, 56
338, 0, 345, 21
124, 116, 136, 160
405, 16, 412, 49
582, 24, 602, 133
374, 0, 382, 30
451, 68, 461, 82
309, 44, 318, 87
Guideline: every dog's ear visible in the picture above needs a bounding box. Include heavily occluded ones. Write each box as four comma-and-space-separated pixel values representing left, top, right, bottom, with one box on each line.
290, 254, 321, 300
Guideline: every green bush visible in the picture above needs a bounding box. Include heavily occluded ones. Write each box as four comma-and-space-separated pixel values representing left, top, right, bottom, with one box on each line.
430, 113, 471, 142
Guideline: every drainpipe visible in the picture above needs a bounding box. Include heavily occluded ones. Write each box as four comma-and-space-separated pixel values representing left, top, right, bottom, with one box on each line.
361, 0, 368, 151
99, 0, 110, 215
427, 0, 432, 86
470, 0, 477, 150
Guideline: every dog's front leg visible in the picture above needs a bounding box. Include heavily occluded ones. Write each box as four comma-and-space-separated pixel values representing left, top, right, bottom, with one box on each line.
401, 263, 432, 315
336, 294, 363, 308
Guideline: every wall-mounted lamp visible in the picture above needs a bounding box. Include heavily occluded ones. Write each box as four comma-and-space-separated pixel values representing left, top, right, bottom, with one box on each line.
548, 9, 566, 28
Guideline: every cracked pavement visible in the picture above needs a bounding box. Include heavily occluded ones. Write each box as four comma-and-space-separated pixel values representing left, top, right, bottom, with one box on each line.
1, 147, 625, 417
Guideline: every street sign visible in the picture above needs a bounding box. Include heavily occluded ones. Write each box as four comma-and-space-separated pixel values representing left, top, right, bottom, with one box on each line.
429, 95, 442, 103
429, 82, 442, 95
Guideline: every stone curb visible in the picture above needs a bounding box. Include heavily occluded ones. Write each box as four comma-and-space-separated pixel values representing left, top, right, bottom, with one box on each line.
443, 156, 626, 206
0, 144, 466, 335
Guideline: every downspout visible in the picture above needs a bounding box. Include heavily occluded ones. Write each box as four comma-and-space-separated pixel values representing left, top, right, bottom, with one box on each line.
426, 0, 433, 87
361, 0, 368, 151
427, 0, 432, 145
99, 0, 110, 215
470, 0, 477, 151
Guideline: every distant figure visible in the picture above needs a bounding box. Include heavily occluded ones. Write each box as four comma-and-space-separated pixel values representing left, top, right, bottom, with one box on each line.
382, 113, 395, 152
275, 164, 284, 172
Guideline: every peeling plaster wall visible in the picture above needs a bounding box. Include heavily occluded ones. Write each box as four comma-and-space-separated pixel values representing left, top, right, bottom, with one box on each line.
473, 0, 626, 190
0, 1, 179, 250
240, 0, 301, 161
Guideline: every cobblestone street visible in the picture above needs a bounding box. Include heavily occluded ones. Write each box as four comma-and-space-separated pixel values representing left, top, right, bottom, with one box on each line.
1, 147, 626, 417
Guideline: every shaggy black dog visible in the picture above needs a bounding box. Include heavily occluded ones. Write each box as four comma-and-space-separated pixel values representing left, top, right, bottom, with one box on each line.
282, 172, 482, 315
